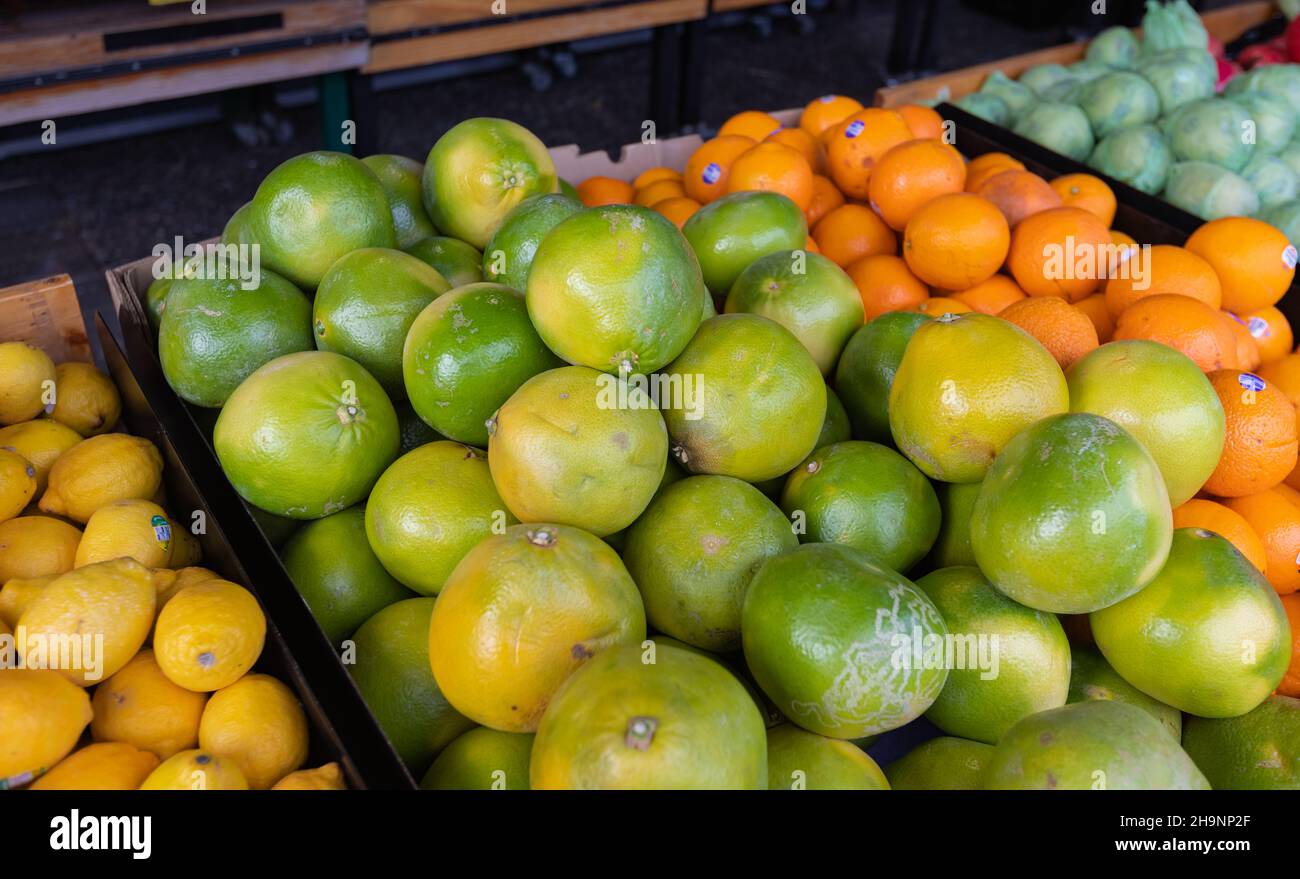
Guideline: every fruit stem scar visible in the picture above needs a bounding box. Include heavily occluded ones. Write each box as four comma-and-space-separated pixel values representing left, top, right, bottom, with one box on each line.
526, 527, 556, 547
625, 716, 657, 751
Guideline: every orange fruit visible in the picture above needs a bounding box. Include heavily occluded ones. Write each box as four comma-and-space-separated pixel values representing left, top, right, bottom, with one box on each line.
1075, 294, 1115, 343
950, 275, 1027, 315
1103, 245, 1222, 319
1112, 295, 1237, 373
902, 193, 1009, 290
1171, 498, 1268, 574
1007, 207, 1112, 301
1258, 352, 1300, 409
1205, 369, 1299, 498
765, 126, 823, 173
812, 203, 897, 268
1104, 230, 1140, 281
633, 178, 686, 207
804, 174, 845, 227
916, 296, 972, 316
651, 196, 701, 229
1185, 217, 1297, 313
867, 139, 966, 231
576, 176, 634, 207
683, 135, 756, 204
1224, 489, 1300, 594
804, 235, 820, 253
1050, 173, 1117, 227
974, 169, 1064, 228
719, 109, 782, 142
1279, 593, 1300, 696
1222, 312, 1263, 372
964, 153, 1026, 192
799, 94, 863, 138
633, 166, 681, 189
1243, 306, 1294, 366
895, 104, 945, 140
726, 142, 814, 211
824, 109, 915, 200
998, 296, 1099, 369
1273, 481, 1300, 508
845, 254, 929, 320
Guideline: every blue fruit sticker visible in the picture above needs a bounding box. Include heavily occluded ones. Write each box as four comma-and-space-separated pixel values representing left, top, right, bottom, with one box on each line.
1247, 316, 1269, 339
844, 120, 865, 139
151, 515, 172, 552
702, 163, 722, 185
1238, 373, 1265, 392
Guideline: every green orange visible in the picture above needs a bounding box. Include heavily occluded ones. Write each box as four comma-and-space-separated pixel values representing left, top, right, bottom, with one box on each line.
361, 154, 437, 249
403, 283, 560, 446
1068, 644, 1181, 740
927, 481, 981, 568
682, 191, 807, 294
765, 723, 889, 790
884, 737, 993, 790
404, 236, 484, 287
971, 413, 1172, 613
1090, 527, 1290, 717
220, 202, 255, 248
482, 193, 583, 291
419, 728, 534, 790
1182, 695, 1299, 789
834, 310, 930, 443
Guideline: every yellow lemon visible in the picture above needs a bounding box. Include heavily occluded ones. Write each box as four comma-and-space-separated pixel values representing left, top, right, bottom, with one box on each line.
139, 749, 248, 790
198, 673, 308, 789
0, 449, 36, 522
153, 579, 265, 692
29, 742, 159, 790
155, 565, 220, 612
74, 499, 175, 569
0, 575, 52, 627
17, 557, 155, 686
167, 524, 202, 568
0, 342, 56, 426
0, 515, 81, 582
38, 433, 164, 523
91, 649, 207, 759
0, 668, 93, 786
0, 419, 83, 494
48, 362, 122, 437
272, 762, 346, 790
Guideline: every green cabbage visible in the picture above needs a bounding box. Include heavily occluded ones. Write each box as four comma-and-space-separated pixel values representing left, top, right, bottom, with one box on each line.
1141, 0, 1208, 54
1240, 154, 1299, 209
1086, 26, 1141, 69
1163, 161, 1260, 220
1225, 65, 1300, 116
1231, 91, 1297, 155
1088, 125, 1174, 195
1277, 141, 1300, 178
1019, 64, 1076, 97
1069, 60, 1113, 84
1012, 102, 1095, 161
979, 71, 1038, 116
1162, 98, 1255, 172
955, 93, 1011, 126
1076, 72, 1161, 138
1138, 50, 1216, 116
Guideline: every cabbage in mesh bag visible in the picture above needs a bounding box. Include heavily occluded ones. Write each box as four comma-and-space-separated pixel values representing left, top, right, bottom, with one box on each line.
1076, 72, 1161, 139
955, 93, 1011, 126
1241, 154, 1300, 209
1231, 91, 1297, 156
1019, 64, 1076, 97
1012, 102, 1095, 161
1163, 98, 1255, 172
1088, 125, 1173, 195
1140, 0, 1208, 54
1163, 161, 1260, 220
979, 70, 1038, 117
1138, 50, 1216, 116
1225, 65, 1300, 117
1086, 26, 1141, 69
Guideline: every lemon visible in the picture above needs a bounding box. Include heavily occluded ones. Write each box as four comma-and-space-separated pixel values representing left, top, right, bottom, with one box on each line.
48, 362, 122, 437
18, 558, 156, 686
0, 419, 82, 494
153, 579, 266, 692
139, 749, 249, 790
0, 515, 81, 582
154, 565, 220, 612
0, 668, 93, 787
168, 525, 201, 568
39, 434, 164, 523
0, 342, 56, 426
0, 575, 52, 627
0, 449, 36, 522
198, 673, 308, 789
91, 649, 207, 759
272, 762, 346, 790
74, 498, 175, 568
29, 742, 160, 790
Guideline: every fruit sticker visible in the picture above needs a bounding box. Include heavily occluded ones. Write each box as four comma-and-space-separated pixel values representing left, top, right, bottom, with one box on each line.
844, 119, 865, 139
1284, 244, 1297, 270
150, 515, 171, 553
1247, 316, 1269, 338
702, 163, 722, 185
1238, 373, 1266, 393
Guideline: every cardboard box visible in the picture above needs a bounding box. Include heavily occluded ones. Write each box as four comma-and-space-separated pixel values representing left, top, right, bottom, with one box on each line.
0, 275, 92, 363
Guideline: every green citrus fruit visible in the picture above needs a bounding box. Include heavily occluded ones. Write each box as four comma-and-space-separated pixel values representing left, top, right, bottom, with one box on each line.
313, 247, 450, 399
558, 178, 579, 200
1067, 340, 1226, 507
1068, 644, 1182, 740
349, 597, 476, 772
1182, 695, 1299, 789
820, 386, 851, 447
392, 399, 442, 452
158, 268, 312, 408
419, 727, 534, 790
1090, 527, 1290, 717
423, 117, 557, 248
361, 154, 438, 249
482, 193, 583, 291
429, 523, 646, 732
404, 236, 484, 287
213, 351, 400, 519
526, 205, 704, 374
647, 634, 779, 725
781, 440, 940, 573
725, 249, 865, 375
835, 311, 930, 443
279, 505, 413, 645
530, 642, 767, 789
927, 481, 981, 568
220, 201, 255, 248
742, 543, 948, 738
916, 566, 1070, 743
983, 700, 1210, 790
144, 277, 173, 336
487, 366, 667, 536
889, 313, 1068, 483
682, 191, 807, 294
971, 412, 1172, 613
662, 314, 825, 482
365, 441, 513, 596
765, 723, 889, 790
249, 505, 300, 548
403, 282, 560, 447
247, 151, 395, 289
622, 475, 797, 651
884, 736, 994, 790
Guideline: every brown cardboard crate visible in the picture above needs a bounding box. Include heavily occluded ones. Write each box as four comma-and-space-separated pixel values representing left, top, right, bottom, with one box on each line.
0, 274, 92, 363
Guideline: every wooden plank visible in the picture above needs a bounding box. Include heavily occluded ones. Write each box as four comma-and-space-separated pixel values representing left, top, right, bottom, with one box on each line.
366, 0, 706, 73
0, 274, 92, 364
368, 0, 589, 35
875, 0, 1278, 108
0, 41, 367, 126
710, 0, 775, 12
